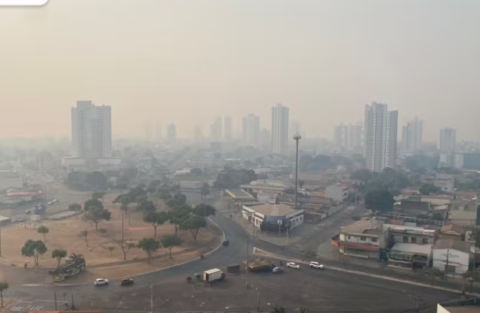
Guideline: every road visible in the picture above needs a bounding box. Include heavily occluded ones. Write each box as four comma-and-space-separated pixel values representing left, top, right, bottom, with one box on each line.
5, 211, 462, 312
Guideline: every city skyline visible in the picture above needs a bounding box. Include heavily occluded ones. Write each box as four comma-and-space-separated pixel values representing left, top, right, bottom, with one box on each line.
1, 1, 480, 141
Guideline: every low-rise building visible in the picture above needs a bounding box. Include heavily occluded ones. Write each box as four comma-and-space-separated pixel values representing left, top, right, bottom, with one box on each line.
338, 219, 383, 259
434, 175, 455, 193
438, 224, 465, 241
433, 239, 472, 277
242, 203, 304, 230
389, 243, 432, 269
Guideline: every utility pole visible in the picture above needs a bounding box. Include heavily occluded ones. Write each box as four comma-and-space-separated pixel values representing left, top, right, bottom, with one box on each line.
256, 288, 261, 313
246, 234, 249, 289
70, 288, 76, 310
150, 285, 154, 312
53, 288, 57, 310
0, 227, 2, 257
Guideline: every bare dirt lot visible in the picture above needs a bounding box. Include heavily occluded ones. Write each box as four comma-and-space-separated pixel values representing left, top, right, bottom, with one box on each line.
0, 193, 221, 284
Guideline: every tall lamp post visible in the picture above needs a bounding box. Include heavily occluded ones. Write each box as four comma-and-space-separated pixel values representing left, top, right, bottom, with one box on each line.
293, 134, 302, 210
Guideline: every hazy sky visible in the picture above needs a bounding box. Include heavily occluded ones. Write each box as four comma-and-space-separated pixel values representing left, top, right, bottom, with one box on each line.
1, 0, 479, 141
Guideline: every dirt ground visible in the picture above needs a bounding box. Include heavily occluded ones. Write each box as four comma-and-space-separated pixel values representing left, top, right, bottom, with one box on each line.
0, 193, 221, 284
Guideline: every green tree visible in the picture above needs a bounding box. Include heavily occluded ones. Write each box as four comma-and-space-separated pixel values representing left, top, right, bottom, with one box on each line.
80, 230, 89, 247
271, 307, 287, 313
82, 206, 111, 231
351, 169, 372, 183
365, 189, 394, 213
200, 183, 210, 199
21, 240, 47, 266
0, 282, 8, 308
37, 225, 49, 241
86, 171, 108, 190
419, 183, 441, 195
169, 205, 192, 236
422, 268, 443, 285
193, 204, 216, 222
51, 249, 67, 267
180, 214, 207, 242
137, 238, 161, 263
92, 191, 106, 199
214, 169, 257, 189
117, 241, 136, 261
144, 212, 169, 239
147, 180, 162, 193
161, 235, 182, 258
68, 203, 82, 212
137, 200, 156, 216
83, 198, 104, 211
461, 268, 480, 295
167, 194, 187, 209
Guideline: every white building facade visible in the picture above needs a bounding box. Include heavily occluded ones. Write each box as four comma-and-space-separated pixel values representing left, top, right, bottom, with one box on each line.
71, 101, 112, 158
364, 102, 398, 172
334, 122, 364, 153
439, 128, 456, 153
432, 240, 471, 277
271, 104, 289, 155
401, 118, 423, 153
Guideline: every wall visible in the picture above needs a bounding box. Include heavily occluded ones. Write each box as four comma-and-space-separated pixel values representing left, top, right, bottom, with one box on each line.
341, 233, 380, 246
325, 185, 347, 202
433, 248, 469, 276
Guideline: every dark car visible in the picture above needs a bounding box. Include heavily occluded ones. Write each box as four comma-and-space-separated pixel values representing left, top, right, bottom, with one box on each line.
223, 238, 229, 246
120, 278, 134, 286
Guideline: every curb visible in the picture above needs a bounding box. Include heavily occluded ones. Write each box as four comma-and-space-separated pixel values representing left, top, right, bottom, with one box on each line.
22, 218, 226, 287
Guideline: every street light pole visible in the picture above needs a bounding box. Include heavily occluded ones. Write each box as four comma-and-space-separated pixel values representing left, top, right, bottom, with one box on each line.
293, 134, 301, 211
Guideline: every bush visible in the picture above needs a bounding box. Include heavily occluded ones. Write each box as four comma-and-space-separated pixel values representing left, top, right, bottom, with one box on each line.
98, 228, 107, 234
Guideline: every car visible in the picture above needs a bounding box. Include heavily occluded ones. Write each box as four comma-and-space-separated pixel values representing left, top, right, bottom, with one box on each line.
94, 278, 109, 286
222, 238, 229, 246
286, 262, 300, 269
272, 267, 283, 273
120, 278, 134, 286
309, 261, 325, 270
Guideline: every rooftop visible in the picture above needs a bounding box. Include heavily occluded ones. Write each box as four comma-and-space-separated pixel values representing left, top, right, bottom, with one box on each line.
391, 243, 432, 255
440, 224, 465, 235
248, 203, 297, 217
341, 219, 382, 235
225, 189, 255, 200
434, 239, 472, 253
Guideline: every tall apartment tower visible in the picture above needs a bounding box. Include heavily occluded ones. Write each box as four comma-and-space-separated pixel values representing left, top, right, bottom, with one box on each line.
334, 122, 364, 153
224, 116, 233, 141
167, 123, 177, 142
71, 100, 112, 158
401, 118, 423, 153
439, 128, 456, 153
210, 117, 222, 141
242, 114, 260, 146
271, 104, 289, 155
364, 102, 398, 172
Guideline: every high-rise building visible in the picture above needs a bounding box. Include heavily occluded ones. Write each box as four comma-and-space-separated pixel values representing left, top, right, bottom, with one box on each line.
401, 118, 423, 153
210, 117, 222, 141
71, 100, 112, 158
167, 123, 177, 142
155, 122, 162, 141
260, 128, 271, 148
224, 116, 233, 141
364, 102, 398, 172
271, 104, 289, 155
439, 128, 456, 153
242, 114, 260, 146
194, 126, 203, 142
333, 122, 364, 153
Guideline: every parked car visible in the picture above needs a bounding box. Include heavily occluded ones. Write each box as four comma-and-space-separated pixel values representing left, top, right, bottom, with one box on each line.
120, 278, 134, 286
272, 267, 283, 273
309, 261, 325, 270
94, 278, 109, 286
286, 262, 300, 269
223, 238, 229, 246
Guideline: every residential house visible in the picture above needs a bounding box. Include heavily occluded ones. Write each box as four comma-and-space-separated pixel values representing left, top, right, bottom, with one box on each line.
433, 239, 472, 277
434, 174, 455, 193
242, 203, 304, 230
438, 224, 465, 241
338, 219, 383, 259
325, 183, 349, 202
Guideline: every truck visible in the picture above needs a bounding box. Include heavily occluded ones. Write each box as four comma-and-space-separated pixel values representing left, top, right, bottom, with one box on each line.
203, 268, 225, 283
226, 264, 240, 273
49, 253, 86, 282
247, 258, 274, 272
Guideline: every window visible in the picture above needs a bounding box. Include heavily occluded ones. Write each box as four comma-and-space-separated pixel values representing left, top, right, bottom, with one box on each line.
422, 238, 428, 244
360, 236, 366, 241
371, 238, 377, 243
411, 237, 417, 243
348, 235, 352, 239
403, 236, 408, 243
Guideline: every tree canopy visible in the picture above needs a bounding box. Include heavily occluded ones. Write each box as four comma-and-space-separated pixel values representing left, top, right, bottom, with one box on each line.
180, 214, 207, 242
67, 171, 108, 191
193, 204, 216, 218
299, 154, 332, 171
68, 203, 82, 212
419, 183, 442, 195
51, 249, 67, 267
137, 238, 161, 262
144, 212, 169, 239
37, 225, 49, 241
365, 189, 395, 213
83, 206, 111, 231
214, 169, 257, 189
161, 235, 182, 258
21, 240, 47, 266
84, 198, 104, 211
200, 183, 210, 198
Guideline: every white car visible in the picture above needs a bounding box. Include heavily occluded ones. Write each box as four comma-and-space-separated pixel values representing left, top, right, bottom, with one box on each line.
309, 261, 325, 270
94, 278, 109, 286
286, 262, 300, 269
